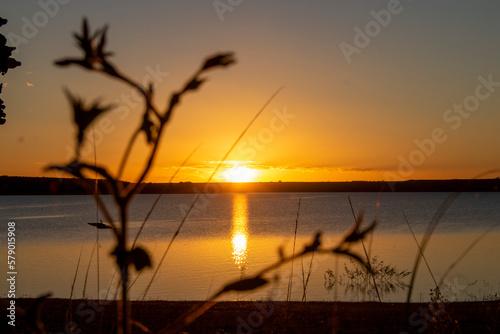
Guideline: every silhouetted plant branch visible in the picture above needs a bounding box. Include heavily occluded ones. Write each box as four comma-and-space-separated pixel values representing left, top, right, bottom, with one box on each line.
287, 197, 301, 302
140, 86, 284, 300
406, 169, 500, 303
347, 196, 382, 302
47, 17, 235, 334
44, 16, 378, 334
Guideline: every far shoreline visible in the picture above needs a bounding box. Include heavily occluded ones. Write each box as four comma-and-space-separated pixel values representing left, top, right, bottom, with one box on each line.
1, 175, 500, 195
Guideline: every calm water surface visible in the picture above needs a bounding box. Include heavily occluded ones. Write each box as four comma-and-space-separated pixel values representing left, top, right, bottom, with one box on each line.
1, 192, 499, 302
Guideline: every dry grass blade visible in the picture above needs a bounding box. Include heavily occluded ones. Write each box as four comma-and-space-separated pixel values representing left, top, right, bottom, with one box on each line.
401, 209, 438, 288
82, 241, 97, 298
406, 169, 500, 303
347, 196, 381, 302
141, 86, 284, 300
406, 191, 460, 303
131, 143, 202, 249
287, 197, 301, 301
52, 18, 239, 334
66, 248, 83, 328
301, 251, 315, 302
438, 221, 500, 289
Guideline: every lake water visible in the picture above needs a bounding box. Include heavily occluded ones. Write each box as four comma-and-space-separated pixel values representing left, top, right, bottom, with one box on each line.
1, 192, 499, 302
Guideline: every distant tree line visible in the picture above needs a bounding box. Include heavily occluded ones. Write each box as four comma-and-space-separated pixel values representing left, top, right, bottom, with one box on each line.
1, 176, 499, 195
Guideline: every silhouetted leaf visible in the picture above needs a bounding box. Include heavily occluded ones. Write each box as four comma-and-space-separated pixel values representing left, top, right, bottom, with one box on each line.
111, 246, 152, 271
0, 17, 7, 28
168, 93, 180, 111
140, 112, 156, 144
130, 247, 151, 271
278, 246, 285, 260
334, 249, 370, 272
182, 77, 205, 93
64, 89, 113, 148
344, 220, 377, 243
56, 18, 112, 70
343, 210, 376, 243
0, 111, 5, 125
46, 160, 84, 179
97, 25, 109, 58
6, 57, 21, 70
222, 277, 268, 292
82, 17, 89, 42
0, 18, 21, 76
303, 231, 322, 253
0, 95, 5, 125
55, 58, 91, 69
201, 53, 235, 71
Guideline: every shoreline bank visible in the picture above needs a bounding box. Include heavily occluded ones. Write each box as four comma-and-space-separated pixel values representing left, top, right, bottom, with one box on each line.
1, 298, 498, 333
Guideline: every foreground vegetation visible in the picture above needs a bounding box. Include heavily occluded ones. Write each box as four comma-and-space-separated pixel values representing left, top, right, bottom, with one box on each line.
2, 298, 499, 333
5, 13, 498, 334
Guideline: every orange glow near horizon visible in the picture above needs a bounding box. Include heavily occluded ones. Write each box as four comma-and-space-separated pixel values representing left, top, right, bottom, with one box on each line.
141, 162, 492, 184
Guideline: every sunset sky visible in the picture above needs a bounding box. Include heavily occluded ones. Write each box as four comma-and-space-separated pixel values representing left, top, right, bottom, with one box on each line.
1, 1, 500, 183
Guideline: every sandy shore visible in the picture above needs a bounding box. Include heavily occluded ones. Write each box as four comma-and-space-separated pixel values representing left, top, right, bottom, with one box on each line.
1, 298, 499, 333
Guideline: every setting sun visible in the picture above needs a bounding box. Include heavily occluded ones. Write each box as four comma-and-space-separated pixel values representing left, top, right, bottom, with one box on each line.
224, 165, 259, 183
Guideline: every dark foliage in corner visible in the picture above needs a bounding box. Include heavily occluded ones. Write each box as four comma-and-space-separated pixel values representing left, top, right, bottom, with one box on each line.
0, 17, 21, 125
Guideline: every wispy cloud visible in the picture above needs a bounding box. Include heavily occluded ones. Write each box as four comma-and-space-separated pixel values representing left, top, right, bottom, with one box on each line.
162, 162, 381, 175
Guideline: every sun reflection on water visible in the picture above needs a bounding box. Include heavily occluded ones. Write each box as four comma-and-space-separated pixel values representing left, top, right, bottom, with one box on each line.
231, 194, 249, 273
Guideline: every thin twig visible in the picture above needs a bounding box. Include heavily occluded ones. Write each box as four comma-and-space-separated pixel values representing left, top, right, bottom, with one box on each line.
287, 197, 301, 301
401, 209, 438, 288
82, 241, 97, 298
438, 221, 500, 289
132, 143, 202, 249
347, 196, 382, 303
406, 169, 500, 303
301, 251, 315, 302
66, 247, 83, 326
